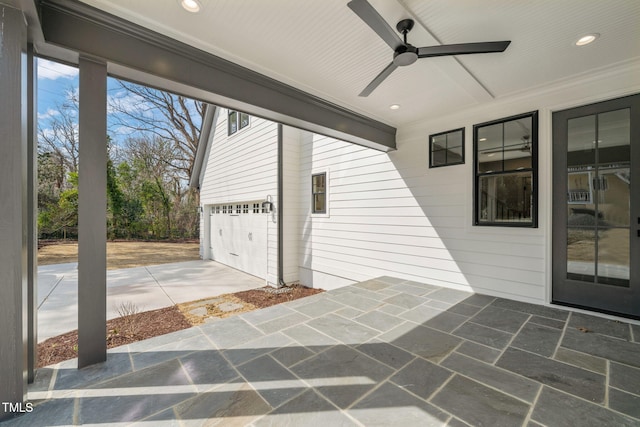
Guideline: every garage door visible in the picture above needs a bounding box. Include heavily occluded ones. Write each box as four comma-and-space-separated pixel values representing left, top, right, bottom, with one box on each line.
209, 202, 268, 279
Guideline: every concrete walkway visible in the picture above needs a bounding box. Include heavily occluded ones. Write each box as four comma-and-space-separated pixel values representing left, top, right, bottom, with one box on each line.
37, 260, 264, 342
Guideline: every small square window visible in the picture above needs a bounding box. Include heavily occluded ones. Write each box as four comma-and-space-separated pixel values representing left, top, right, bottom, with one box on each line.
236, 204, 241, 214
312, 172, 327, 214
429, 128, 464, 168
253, 203, 260, 213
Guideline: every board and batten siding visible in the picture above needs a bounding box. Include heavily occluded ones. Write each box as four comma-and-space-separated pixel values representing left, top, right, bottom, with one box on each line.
299, 60, 639, 304
199, 109, 279, 284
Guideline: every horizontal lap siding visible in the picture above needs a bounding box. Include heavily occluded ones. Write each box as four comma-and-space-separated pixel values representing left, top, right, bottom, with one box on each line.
300, 131, 545, 302
200, 113, 278, 204
200, 111, 279, 284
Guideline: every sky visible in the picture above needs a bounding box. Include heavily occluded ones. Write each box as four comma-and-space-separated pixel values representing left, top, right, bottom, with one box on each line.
36, 58, 202, 151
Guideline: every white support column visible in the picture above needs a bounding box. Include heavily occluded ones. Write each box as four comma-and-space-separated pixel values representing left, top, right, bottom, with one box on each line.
0, 3, 28, 421
77, 56, 108, 368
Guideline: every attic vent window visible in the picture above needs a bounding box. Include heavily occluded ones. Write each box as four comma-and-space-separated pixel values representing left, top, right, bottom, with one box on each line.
228, 110, 250, 136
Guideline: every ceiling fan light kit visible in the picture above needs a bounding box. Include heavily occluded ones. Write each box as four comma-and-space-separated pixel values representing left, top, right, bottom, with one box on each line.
347, 0, 511, 97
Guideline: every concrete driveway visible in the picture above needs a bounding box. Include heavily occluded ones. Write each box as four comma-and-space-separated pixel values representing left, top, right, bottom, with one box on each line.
37, 260, 264, 342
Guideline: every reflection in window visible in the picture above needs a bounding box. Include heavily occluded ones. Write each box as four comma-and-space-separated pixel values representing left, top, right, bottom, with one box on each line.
228, 110, 250, 135
430, 128, 464, 167
566, 108, 630, 286
312, 172, 327, 214
474, 112, 538, 226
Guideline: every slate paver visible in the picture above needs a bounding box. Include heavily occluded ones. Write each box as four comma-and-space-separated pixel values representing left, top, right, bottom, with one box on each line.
454, 340, 501, 364
490, 298, 569, 321
496, 347, 605, 403
355, 340, 415, 369
568, 312, 631, 340
390, 357, 452, 399
531, 387, 637, 427
510, 322, 562, 357
236, 355, 306, 407
431, 375, 530, 427
291, 345, 392, 408
307, 313, 379, 344
609, 388, 640, 419
254, 389, 357, 426
22, 278, 640, 427
381, 323, 461, 362
561, 327, 640, 368
349, 381, 449, 427
610, 362, 640, 395
470, 305, 529, 334
553, 347, 607, 375
441, 352, 540, 402
452, 321, 513, 350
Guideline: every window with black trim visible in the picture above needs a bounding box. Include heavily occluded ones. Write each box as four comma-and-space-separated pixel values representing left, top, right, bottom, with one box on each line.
474, 111, 538, 227
312, 172, 327, 214
430, 128, 464, 167
228, 110, 250, 135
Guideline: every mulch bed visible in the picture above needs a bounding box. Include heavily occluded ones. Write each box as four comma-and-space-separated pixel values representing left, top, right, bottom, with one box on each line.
37, 285, 323, 368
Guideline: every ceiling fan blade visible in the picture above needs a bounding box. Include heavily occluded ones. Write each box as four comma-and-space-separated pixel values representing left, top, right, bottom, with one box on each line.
482, 145, 529, 154
418, 41, 511, 58
347, 0, 403, 50
359, 62, 397, 97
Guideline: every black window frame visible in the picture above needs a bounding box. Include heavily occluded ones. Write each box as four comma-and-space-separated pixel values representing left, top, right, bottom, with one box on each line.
429, 127, 465, 168
227, 110, 250, 136
311, 172, 327, 214
473, 111, 539, 228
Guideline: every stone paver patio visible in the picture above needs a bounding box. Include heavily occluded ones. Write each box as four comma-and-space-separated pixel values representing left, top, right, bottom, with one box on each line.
7, 277, 640, 426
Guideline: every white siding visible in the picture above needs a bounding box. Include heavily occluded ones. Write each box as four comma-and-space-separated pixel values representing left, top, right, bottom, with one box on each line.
299, 62, 639, 301
199, 110, 279, 284
281, 126, 302, 283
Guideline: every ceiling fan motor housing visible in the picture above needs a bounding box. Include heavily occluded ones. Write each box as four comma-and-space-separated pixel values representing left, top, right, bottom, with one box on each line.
394, 44, 418, 66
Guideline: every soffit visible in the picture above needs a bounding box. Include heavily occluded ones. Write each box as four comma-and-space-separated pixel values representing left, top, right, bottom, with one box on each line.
78, 0, 640, 127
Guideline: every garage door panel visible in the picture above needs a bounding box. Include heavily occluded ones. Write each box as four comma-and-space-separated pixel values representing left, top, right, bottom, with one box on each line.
208, 202, 268, 279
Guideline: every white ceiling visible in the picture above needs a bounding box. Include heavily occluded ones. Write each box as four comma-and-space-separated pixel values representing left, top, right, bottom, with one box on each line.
79, 0, 640, 128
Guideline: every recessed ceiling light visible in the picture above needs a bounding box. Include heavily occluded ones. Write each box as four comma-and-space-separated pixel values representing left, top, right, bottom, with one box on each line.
389, 104, 401, 110
575, 33, 599, 46
181, 0, 201, 13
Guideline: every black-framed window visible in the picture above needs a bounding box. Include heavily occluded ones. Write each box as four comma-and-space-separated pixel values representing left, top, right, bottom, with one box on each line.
228, 110, 250, 135
311, 172, 326, 214
474, 111, 538, 227
430, 128, 464, 167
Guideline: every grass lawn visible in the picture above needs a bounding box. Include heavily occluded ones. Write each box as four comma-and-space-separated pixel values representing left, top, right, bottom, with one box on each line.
38, 240, 200, 269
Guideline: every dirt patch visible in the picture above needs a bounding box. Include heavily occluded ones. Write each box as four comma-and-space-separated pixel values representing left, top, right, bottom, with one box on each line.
38, 241, 200, 269
37, 285, 324, 368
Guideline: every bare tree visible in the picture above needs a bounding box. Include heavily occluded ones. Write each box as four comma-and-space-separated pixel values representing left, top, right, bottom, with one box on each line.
108, 81, 205, 181
38, 88, 80, 174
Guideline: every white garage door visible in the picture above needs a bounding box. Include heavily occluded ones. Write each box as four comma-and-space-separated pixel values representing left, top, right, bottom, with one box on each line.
209, 202, 268, 279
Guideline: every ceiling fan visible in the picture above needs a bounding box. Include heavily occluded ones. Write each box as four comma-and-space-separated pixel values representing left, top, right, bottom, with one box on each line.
483, 136, 531, 154
347, 0, 511, 97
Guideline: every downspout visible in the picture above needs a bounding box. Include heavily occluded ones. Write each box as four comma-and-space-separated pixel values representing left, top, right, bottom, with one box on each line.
277, 124, 285, 287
